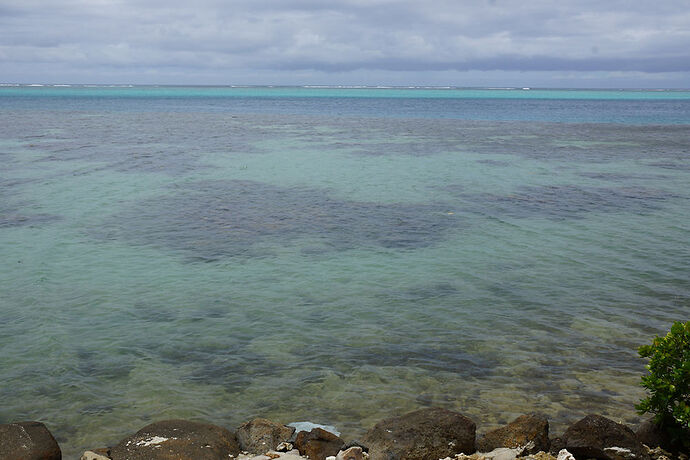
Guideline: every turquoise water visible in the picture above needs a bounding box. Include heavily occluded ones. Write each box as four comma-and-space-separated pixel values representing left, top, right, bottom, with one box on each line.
3, 85, 690, 124
1, 87, 689, 457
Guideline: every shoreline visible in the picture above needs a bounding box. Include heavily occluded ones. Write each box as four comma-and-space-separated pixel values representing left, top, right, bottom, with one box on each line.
2, 407, 686, 460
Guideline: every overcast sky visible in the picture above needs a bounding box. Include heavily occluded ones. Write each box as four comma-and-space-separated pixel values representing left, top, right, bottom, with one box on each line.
1, 0, 689, 87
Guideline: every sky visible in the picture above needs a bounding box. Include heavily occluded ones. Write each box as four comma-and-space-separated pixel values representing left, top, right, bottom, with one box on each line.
1, 0, 689, 87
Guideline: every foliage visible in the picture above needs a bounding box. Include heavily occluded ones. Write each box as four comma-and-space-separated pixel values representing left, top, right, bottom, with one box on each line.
636, 321, 690, 445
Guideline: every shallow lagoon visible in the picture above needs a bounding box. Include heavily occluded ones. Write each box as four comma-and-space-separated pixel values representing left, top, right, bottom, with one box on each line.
0, 88, 688, 457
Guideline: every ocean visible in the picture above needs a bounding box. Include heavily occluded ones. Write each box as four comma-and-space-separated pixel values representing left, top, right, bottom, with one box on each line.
1, 85, 688, 457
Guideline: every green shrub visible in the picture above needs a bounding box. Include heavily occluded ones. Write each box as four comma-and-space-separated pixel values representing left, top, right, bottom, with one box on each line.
636, 320, 690, 445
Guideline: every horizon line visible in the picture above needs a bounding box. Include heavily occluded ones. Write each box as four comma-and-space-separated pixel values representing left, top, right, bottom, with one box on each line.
2, 83, 690, 91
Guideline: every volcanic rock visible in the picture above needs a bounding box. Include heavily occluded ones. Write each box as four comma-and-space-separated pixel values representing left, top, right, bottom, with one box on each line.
110, 419, 239, 460
238, 418, 296, 454
295, 427, 344, 460
478, 413, 549, 454
635, 418, 688, 455
362, 407, 476, 460
563, 415, 648, 460
0, 421, 62, 460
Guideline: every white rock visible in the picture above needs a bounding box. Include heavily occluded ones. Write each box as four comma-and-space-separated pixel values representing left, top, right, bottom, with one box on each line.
236, 451, 308, 460
481, 447, 521, 460
279, 452, 309, 459
604, 447, 637, 460
81, 452, 110, 460
521, 441, 536, 454
276, 441, 293, 451
135, 435, 171, 447
557, 449, 576, 460
337, 446, 364, 460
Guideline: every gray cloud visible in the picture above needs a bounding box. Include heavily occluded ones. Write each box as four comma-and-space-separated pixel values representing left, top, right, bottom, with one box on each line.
1, 0, 689, 85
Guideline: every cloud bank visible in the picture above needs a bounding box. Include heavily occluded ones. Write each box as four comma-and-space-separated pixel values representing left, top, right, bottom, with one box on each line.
1, 0, 689, 86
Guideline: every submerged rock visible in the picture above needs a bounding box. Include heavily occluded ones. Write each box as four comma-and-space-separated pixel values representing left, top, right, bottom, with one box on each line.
105, 179, 459, 262
237, 418, 295, 454
478, 413, 550, 454
110, 419, 240, 460
0, 421, 62, 460
362, 407, 476, 460
562, 415, 648, 460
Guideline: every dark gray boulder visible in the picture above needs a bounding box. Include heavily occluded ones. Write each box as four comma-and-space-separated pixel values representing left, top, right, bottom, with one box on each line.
636, 419, 672, 451
636, 418, 688, 455
0, 421, 62, 460
110, 419, 239, 460
563, 415, 648, 460
294, 427, 344, 460
549, 436, 566, 455
478, 413, 550, 454
362, 407, 476, 460
236, 418, 295, 454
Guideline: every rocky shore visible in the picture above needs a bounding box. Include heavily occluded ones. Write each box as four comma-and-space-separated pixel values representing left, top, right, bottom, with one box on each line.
1, 408, 687, 460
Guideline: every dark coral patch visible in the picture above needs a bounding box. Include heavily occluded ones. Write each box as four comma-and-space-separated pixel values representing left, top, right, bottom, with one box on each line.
102, 180, 461, 259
